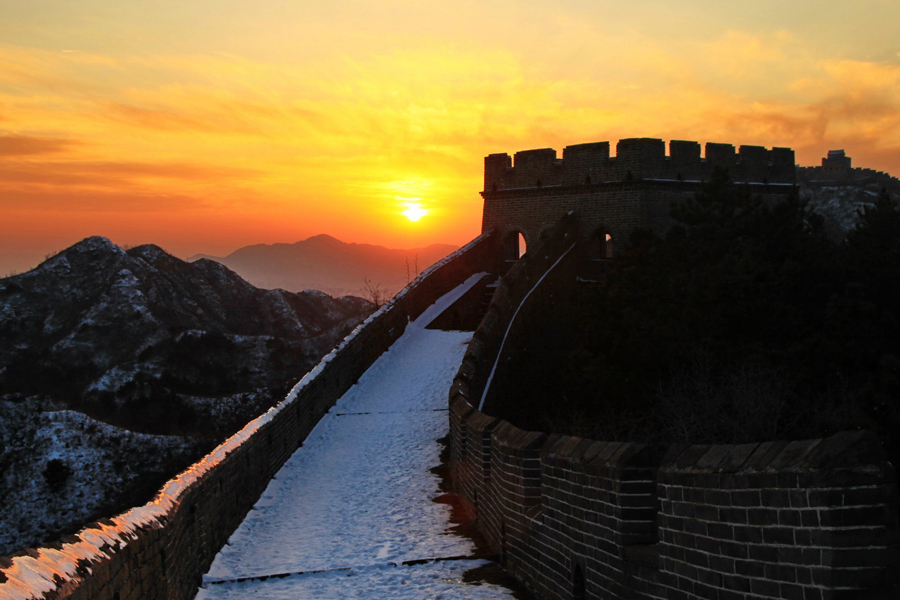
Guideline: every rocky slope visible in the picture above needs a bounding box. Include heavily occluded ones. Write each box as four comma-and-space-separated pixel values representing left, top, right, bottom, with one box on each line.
0, 236, 373, 555
799, 173, 900, 237
190, 234, 457, 298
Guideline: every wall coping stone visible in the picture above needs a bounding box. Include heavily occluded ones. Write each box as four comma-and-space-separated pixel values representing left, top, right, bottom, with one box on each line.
492, 421, 549, 454
805, 430, 886, 469
464, 410, 502, 436
450, 395, 475, 422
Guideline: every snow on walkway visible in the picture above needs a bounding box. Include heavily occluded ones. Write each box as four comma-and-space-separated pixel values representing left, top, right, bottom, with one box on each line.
197, 274, 516, 599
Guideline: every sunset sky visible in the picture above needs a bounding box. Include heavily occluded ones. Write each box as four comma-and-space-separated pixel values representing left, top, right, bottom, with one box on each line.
2, 0, 900, 275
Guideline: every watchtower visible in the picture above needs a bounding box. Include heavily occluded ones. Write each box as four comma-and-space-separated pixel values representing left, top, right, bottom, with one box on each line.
481, 138, 796, 261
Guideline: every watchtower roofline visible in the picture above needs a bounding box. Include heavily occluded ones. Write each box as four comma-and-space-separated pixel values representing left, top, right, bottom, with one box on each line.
483, 138, 796, 192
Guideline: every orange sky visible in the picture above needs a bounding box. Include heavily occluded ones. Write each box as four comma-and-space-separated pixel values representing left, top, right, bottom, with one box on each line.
2, 0, 900, 275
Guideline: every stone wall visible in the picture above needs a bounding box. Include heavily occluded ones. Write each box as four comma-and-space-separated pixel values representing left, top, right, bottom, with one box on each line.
482, 138, 797, 256
449, 221, 900, 600
797, 165, 900, 189
0, 231, 500, 600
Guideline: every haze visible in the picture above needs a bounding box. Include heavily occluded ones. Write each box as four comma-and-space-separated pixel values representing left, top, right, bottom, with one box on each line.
2, 0, 899, 275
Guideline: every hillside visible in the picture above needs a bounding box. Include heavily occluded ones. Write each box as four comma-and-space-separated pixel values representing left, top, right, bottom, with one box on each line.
0, 236, 373, 556
800, 175, 900, 237
190, 234, 458, 298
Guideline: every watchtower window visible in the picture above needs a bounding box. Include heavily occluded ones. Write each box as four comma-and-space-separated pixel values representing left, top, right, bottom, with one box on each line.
503, 230, 527, 262
589, 229, 613, 260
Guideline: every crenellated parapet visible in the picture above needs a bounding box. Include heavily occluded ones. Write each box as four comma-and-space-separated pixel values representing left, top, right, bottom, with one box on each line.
481, 138, 796, 259
484, 138, 796, 192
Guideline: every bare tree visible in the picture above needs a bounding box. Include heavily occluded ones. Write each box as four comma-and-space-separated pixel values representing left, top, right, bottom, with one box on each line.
404, 254, 420, 285
361, 277, 388, 308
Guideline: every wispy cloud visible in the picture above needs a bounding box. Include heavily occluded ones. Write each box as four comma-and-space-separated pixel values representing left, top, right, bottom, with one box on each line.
0, 134, 78, 156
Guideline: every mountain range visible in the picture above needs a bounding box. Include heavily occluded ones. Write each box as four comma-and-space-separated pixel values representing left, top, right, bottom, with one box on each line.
189, 234, 458, 298
0, 236, 373, 556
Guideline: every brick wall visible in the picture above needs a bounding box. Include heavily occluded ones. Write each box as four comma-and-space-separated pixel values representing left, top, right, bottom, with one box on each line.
0, 231, 501, 600
449, 220, 900, 600
656, 434, 900, 600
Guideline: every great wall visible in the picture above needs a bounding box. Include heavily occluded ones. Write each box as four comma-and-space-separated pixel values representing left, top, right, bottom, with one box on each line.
1, 138, 897, 599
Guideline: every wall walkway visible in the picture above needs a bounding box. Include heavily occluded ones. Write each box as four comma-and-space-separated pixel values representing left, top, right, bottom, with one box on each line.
194, 273, 516, 599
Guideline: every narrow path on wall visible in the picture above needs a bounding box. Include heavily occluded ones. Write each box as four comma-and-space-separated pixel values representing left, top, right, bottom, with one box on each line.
197, 275, 517, 600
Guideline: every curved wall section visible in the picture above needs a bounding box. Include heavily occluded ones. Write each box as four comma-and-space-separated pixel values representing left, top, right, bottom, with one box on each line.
449, 223, 900, 600
0, 231, 500, 600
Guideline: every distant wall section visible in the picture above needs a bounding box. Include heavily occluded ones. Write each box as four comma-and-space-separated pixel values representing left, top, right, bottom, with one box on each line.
797, 149, 900, 188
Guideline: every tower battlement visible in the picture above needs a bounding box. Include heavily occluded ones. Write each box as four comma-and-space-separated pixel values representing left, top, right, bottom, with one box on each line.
484, 138, 795, 192
481, 137, 797, 260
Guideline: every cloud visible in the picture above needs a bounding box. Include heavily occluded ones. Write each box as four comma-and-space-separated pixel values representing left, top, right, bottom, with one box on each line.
0, 188, 213, 213
0, 135, 77, 156
0, 159, 260, 211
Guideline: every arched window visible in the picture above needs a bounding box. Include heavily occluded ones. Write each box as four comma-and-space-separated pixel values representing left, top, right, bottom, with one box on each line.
504, 230, 527, 262
589, 228, 613, 260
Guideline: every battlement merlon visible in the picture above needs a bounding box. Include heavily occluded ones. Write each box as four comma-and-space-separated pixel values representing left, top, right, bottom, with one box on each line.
483, 138, 796, 192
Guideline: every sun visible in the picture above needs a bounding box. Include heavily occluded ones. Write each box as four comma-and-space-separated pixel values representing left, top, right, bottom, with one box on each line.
401, 203, 428, 222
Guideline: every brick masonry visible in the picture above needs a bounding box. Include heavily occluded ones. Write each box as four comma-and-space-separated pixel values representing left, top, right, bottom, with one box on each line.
0, 231, 502, 600
449, 216, 900, 600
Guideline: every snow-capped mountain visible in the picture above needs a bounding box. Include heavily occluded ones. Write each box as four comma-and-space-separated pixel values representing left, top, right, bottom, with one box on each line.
0, 236, 373, 556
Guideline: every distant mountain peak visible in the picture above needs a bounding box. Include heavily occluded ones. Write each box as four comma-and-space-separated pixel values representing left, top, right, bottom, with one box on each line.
65, 236, 125, 257
187, 235, 459, 298
126, 243, 180, 265
304, 233, 344, 245
190, 233, 457, 298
